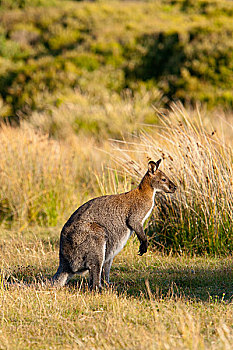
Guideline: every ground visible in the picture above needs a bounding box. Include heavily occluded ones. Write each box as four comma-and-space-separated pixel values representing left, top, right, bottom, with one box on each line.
0, 227, 232, 349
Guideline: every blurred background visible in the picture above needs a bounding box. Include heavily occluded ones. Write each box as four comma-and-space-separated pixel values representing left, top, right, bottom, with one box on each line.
0, 0, 232, 134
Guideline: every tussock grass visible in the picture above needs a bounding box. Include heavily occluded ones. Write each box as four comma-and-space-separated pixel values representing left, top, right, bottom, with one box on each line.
0, 123, 108, 227
0, 103, 232, 254
28, 87, 160, 140
110, 103, 233, 254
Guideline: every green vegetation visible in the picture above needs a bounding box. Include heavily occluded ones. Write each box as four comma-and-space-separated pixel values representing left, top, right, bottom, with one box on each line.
0, 0, 233, 127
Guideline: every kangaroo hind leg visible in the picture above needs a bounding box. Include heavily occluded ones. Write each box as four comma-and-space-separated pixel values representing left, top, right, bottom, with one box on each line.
102, 258, 113, 286
87, 238, 106, 291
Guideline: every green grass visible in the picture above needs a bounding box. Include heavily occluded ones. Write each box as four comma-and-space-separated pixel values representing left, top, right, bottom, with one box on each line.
0, 228, 233, 349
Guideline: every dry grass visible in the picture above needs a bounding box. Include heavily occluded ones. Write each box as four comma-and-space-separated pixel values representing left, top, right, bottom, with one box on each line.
28, 87, 160, 140
0, 122, 109, 227
0, 229, 233, 350
0, 103, 232, 348
0, 102, 232, 253
110, 103, 233, 254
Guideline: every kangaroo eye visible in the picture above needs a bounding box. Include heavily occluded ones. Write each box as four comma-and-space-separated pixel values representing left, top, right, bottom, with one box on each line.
162, 178, 166, 182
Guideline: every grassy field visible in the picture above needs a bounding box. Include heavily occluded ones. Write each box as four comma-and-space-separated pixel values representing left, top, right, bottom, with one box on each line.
0, 104, 232, 349
0, 229, 233, 349
0, 103, 231, 254
0, 0, 233, 348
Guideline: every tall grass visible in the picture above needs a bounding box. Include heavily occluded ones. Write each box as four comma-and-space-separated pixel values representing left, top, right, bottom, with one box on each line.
0, 102, 232, 254
28, 87, 159, 140
0, 103, 232, 348
111, 103, 233, 254
0, 123, 106, 227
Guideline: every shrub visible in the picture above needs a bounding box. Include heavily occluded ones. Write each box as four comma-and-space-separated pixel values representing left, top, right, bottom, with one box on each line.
0, 0, 233, 120
125, 25, 233, 108
0, 0, 56, 9
69, 53, 100, 71
0, 34, 23, 59
46, 26, 81, 51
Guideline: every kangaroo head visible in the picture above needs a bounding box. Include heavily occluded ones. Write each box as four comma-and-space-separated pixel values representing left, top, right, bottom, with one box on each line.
148, 160, 177, 193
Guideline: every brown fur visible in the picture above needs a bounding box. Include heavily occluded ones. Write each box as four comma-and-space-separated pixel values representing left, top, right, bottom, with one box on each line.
52, 160, 176, 290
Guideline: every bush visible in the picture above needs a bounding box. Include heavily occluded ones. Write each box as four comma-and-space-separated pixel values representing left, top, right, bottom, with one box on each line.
46, 26, 81, 51
0, 0, 233, 121
0, 0, 56, 9
125, 26, 233, 108
0, 34, 23, 59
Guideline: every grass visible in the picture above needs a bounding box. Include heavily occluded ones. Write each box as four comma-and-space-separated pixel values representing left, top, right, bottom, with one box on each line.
0, 102, 232, 348
0, 2, 232, 348
0, 102, 232, 254
110, 103, 233, 254
0, 122, 110, 227
0, 228, 233, 349
0, 0, 233, 342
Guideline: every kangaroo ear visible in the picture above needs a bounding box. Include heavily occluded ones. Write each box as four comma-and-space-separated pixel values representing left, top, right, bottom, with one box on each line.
148, 159, 161, 174
148, 161, 156, 174
155, 159, 162, 169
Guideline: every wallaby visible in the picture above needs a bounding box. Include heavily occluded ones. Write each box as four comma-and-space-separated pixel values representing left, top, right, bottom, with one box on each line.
52, 160, 176, 290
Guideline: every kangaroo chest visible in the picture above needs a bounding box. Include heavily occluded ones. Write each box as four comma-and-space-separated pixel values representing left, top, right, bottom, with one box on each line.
105, 189, 156, 262
142, 189, 156, 224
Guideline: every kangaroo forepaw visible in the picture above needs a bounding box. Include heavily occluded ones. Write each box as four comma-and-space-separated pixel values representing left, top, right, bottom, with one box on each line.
138, 241, 148, 256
